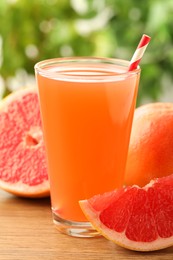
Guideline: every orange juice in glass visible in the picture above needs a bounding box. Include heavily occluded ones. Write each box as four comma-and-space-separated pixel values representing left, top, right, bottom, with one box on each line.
35, 57, 140, 237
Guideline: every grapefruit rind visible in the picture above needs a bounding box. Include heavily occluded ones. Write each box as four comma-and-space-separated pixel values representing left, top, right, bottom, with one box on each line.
79, 175, 173, 252
0, 179, 50, 198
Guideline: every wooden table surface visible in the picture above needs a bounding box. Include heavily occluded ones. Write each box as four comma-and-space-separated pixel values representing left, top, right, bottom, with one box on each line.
0, 189, 173, 260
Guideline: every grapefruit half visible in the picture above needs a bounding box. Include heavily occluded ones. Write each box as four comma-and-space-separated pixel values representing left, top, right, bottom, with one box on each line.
0, 87, 49, 198
80, 174, 173, 251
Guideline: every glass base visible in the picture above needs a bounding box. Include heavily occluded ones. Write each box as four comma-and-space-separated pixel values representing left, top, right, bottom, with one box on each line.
52, 212, 101, 238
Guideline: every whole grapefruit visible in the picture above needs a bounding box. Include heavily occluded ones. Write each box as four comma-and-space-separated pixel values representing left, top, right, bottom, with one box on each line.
0, 87, 49, 198
125, 102, 173, 187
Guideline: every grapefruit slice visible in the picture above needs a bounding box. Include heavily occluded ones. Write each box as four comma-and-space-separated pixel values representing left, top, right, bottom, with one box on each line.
0, 87, 49, 198
80, 174, 173, 251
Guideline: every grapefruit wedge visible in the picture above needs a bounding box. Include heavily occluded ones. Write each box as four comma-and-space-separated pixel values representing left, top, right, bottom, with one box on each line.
80, 174, 173, 251
0, 87, 49, 198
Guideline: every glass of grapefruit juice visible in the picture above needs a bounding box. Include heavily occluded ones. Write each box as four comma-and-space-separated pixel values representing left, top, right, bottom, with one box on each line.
35, 57, 140, 237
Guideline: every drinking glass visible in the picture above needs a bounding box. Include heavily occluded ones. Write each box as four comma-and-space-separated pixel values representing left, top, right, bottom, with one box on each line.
35, 57, 140, 237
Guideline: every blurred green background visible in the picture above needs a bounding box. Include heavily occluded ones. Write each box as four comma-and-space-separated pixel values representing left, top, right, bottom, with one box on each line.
1, 0, 173, 105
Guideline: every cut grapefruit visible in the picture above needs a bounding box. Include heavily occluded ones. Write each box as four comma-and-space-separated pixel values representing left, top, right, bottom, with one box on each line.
80, 174, 173, 251
0, 87, 49, 198
125, 102, 173, 187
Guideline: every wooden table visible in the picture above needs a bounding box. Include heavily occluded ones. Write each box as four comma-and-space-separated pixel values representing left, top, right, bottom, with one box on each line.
0, 189, 173, 260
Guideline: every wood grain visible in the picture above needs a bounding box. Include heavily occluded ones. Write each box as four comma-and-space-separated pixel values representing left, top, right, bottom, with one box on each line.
0, 189, 173, 260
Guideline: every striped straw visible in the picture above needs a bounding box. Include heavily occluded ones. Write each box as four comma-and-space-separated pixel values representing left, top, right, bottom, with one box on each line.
128, 34, 151, 71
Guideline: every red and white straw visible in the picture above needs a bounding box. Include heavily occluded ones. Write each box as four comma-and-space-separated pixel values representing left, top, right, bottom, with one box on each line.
128, 34, 151, 71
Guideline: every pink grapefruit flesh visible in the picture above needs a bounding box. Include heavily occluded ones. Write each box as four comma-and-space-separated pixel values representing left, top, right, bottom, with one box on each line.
0, 87, 49, 198
80, 174, 173, 251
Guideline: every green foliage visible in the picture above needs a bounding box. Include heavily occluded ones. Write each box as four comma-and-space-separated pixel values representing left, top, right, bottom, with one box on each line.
1, 0, 173, 104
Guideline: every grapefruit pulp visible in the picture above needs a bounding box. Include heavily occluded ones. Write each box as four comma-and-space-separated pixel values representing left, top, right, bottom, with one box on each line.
80, 174, 173, 251
0, 87, 49, 198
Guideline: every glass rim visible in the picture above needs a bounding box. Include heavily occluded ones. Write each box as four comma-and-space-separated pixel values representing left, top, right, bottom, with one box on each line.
34, 56, 141, 82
